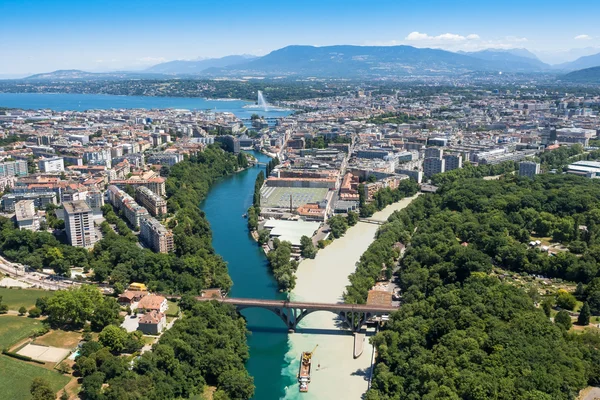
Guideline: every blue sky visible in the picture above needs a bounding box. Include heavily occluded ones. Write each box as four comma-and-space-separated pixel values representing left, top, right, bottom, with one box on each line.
1, 0, 600, 74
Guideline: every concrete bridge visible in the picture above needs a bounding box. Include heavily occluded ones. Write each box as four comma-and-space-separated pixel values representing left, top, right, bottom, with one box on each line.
358, 218, 385, 225
193, 297, 396, 332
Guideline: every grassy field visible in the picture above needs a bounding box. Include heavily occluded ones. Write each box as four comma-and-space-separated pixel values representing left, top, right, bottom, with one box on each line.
166, 300, 180, 317
0, 316, 44, 349
0, 355, 70, 400
0, 287, 52, 311
34, 330, 81, 349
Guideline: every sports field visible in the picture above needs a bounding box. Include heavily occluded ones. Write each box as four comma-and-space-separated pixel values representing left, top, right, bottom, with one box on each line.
260, 186, 329, 208
0, 356, 70, 400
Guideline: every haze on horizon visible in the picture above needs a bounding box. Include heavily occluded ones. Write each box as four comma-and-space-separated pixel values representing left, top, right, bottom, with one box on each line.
1, 0, 600, 76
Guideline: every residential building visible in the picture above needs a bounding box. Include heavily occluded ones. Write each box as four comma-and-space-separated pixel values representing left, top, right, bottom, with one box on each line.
0, 159, 28, 178
443, 154, 463, 172
146, 152, 183, 167
135, 186, 167, 217
137, 294, 168, 313
38, 157, 65, 173
140, 217, 175, 253
63, 200, 96, 248
138, 311, 166, 335
423, 157, 445, 177
2, 192, 57, 212
111, 177, 166, 196
106, 185, 149, 228
14, 200, 39, 231
519, 161, 541, 178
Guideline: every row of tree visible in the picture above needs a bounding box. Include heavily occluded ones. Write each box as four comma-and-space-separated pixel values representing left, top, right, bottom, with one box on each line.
359, 180, 419, 218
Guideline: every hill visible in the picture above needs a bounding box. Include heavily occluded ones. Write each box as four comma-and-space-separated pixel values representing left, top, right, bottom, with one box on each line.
555, 52, 600, 71
207, 45, 545, 78
458, 49, 550, 71
145, 55, 257, 74
24, 69, 168, 80
563, 66, 600, 82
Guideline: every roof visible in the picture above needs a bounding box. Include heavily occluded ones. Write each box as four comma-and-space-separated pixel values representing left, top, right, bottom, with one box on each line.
139, 310, 165, 325
263, 219, 321, 247
138, 294, 166, 310
63, 200, 91, 214
367, 290, 393, 307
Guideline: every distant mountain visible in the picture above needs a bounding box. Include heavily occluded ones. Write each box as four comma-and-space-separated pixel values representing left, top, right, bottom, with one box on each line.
24, 69, 168, 80
458, 49, 550, 71
206, 45, 548, 78
563, 66, 600, 83
145, 55, 257, 74
555, 52, 600, 71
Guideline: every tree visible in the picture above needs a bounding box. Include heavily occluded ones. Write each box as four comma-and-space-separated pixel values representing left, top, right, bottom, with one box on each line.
28, 306, 41, 318
98, 325, 129, 353
30, 377, 55, 400
578, 302, 591, 326
328, 215, 349, 239
90, 297, 123, 332
18, 306, 27, 315
160, 165, 170, 177
347, 211, 359, 226
300, 235, 317, 259
556, 290, 577, 310
542, 299, 553, 318
555, 310, 572, 330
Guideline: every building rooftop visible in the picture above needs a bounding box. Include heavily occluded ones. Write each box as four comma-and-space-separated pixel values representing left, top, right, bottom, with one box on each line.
63, 200, 91, 214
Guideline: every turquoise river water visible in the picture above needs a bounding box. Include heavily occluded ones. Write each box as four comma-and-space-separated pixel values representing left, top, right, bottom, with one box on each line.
201, 151, 293, 400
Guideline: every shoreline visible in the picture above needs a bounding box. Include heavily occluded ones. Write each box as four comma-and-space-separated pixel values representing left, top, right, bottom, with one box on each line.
281, 194, 419, 400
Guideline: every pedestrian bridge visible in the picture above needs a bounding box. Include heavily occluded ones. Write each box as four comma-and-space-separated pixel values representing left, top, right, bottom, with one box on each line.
193, 297, 397, 332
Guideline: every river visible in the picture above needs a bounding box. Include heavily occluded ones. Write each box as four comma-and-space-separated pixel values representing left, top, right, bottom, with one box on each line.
200, 151, 293, 400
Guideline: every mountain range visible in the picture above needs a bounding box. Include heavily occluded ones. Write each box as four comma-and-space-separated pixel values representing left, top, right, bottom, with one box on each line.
18, 45, 600, 81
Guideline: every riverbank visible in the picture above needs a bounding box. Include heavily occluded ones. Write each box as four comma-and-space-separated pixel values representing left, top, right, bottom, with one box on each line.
282, 194, 420, 399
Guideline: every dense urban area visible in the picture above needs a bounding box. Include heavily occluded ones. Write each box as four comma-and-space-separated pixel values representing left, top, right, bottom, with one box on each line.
3, 81, 600, 400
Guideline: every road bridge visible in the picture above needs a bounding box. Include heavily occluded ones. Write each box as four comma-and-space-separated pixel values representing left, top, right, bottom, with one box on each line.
193, 297, 396, 332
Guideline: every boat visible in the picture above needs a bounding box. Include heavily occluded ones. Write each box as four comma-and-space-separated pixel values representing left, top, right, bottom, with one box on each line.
242, 213, 247, 218
298, 345, 318, 393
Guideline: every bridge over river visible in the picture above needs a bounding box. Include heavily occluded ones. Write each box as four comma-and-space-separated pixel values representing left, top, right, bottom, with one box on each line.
193, 297, 397, 332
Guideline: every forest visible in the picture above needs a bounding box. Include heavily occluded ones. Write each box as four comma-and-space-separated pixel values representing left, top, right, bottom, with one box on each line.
356, 173, 600, 399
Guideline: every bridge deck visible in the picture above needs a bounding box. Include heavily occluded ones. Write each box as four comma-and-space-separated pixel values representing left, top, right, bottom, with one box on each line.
195, 296, 397, 313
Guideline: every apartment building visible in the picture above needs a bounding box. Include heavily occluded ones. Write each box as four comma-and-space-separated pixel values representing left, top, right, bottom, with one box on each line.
443, 154, 463, 172
38, 157, 65, 173
423, 157, 445, 177
64, 200, 96, 248
14, 200, 40, 231
110, 177, 166, 196
135, 186, 167, 217
0, 159, 28, 178
107, 185, 149, 228
519, 161, 541, 178
140, 217, 174, 253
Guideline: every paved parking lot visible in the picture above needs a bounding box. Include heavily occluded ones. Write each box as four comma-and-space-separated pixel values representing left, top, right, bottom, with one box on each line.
121, 314, 141, 332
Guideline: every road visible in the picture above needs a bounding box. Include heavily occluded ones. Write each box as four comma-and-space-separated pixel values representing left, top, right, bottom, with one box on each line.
0, 255, 108, 292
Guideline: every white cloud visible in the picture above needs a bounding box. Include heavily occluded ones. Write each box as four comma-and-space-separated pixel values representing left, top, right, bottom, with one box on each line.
405, 31, 480, 42
394, 31, 529, 51
575, 34, 592, 40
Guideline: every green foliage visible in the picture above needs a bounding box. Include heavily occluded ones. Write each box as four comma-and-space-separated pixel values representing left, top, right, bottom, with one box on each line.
368, 276, 588, 399
555, 310, 573, 330
45, 285, 121, 330
266, 240, 296, 291
76, 301, 253, 399
30, 377, 55, 400
300, 235, 317, 259
328, 215, 349, 239
98, 325, 143, 353
18, 306, 26, 315
346, 211, 358, 226
359, 180, 419, 218
579, 302, 591, 326
28, 306, 41, 318
556, 290, 577, 310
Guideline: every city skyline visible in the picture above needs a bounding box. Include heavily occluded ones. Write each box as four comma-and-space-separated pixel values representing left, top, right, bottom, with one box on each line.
2, 0, 600, 75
